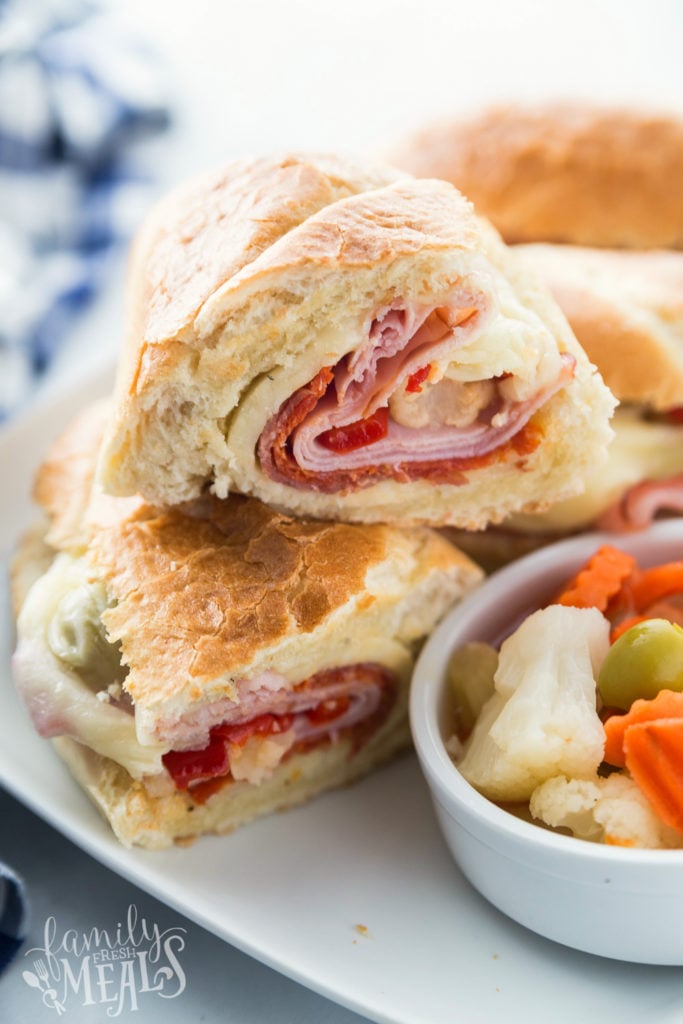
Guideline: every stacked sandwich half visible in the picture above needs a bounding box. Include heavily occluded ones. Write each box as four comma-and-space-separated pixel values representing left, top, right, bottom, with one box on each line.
12, 153, 614, 847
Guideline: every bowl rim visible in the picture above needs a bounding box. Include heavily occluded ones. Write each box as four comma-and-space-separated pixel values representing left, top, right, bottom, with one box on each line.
410, 518, 683, 866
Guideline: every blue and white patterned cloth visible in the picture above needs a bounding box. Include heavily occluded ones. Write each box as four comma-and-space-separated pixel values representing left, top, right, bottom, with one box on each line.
0, 861, 27, 973
0, 0, 170, 419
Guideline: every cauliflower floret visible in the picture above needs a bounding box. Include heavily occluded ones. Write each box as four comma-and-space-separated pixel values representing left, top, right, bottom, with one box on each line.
530, 773, 683, 849
456, 606, 609, 801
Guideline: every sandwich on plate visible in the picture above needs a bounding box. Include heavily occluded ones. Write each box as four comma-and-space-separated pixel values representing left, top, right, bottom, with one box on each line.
12, 403, 482, 848
96, 152, 614, 527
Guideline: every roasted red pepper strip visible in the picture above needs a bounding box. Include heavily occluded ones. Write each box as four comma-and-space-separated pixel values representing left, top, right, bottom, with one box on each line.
405, 364, 431, 394
162, 733, 230, 790
317, 407, 389, 453
163, 713, 294, 789
305, 696, 351, 726
212, 713, 294, 746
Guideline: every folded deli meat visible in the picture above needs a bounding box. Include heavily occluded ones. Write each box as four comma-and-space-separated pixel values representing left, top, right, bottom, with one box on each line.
97, 153, 614, 526
12, 404, 481, 848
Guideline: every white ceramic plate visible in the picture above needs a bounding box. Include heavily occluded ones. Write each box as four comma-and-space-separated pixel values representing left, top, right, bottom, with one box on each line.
2, 366, 683, 1024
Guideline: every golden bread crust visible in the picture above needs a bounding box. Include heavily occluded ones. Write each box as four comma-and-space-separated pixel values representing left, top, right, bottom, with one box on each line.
209, 177, 482, 300
94, 496, 472, 706
16, 400, 480, 845
114, 154, 403, 437
391, 104, 683, 249
93, 497, 384, 701
518, 245, 683, 409
130, 153, 401, 347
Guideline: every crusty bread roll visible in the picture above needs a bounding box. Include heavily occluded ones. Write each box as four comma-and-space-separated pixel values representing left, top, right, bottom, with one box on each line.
516, 245, 683, 410
390, 104, 683, 249
13, 403, 481, 848
96, 152, 614, 528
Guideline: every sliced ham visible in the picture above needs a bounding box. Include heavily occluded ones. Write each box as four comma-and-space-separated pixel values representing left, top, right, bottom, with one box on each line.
161, 663, 397, 791
596, 476, 683, 532
258, 298, 574, 493
159, 662, 394, 750
335, 300, 482, 407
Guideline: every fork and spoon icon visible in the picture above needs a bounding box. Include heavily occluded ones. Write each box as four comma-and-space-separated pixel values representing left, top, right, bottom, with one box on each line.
22, 959, 66, 1015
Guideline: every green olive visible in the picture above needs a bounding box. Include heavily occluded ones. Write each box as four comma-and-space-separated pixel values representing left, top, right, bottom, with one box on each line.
597, 618, 683, 711
447, 641, 498, 735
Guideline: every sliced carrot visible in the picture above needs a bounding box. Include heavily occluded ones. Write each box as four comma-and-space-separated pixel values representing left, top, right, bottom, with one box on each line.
605, 573, 639, 622
623, 718, 683, 834
554, 545, 637, 612
603, 689, 683, 767
603, 714, 629, 768
609, 614, 651, 644
630, 562, 683, 612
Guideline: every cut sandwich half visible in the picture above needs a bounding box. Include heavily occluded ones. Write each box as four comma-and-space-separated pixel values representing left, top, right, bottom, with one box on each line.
96, 152, 614, 527
12, 403, 481, 848
445, 246, 683, 568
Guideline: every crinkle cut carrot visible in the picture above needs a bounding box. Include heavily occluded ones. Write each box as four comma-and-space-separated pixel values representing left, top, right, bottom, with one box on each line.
623, 718, 683, 835
555, 545, 637, 612
630, 562, 683, 612
603, 689, 683, 768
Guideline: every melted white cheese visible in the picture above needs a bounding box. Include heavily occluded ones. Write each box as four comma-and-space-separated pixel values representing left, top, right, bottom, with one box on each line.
15, 553, 168, 778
